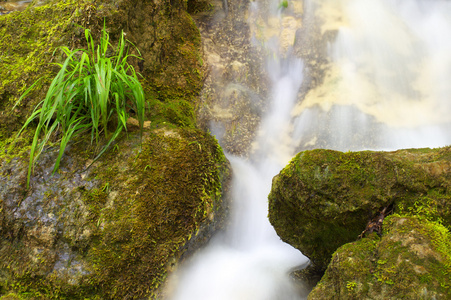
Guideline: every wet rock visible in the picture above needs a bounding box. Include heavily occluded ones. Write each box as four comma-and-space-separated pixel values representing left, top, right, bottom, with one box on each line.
0, 0, 230, 298
194, 0, 268, 156
0, 0, 32, 15
292, 0, 338, 107
268, 147, 451, 271
0, 129, 230, 299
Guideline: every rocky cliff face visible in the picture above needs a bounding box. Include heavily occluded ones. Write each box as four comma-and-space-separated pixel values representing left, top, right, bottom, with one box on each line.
193, 0, 270, 157
268, 147, 451, 298
0, 0, 230, 299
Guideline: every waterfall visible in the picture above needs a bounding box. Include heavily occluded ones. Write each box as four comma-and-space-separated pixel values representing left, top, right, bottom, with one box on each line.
293, 0, 451, 151
167, 0, 310, 299
167, 0, 451, 298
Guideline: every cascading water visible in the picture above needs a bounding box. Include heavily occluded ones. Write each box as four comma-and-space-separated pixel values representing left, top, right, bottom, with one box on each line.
167, 3, 309, 300
293, 0, 451, 151
168, 0, 451, 298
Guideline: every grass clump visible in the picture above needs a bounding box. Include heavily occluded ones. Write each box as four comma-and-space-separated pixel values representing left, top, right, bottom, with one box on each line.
14, 26, 145, 187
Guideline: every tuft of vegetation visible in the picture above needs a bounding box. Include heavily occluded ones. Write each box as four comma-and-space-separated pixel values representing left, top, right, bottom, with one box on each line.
14, 25, 145, 187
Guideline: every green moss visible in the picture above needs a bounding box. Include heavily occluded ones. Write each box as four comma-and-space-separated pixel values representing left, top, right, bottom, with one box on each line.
270, 147, 451, 271
0, 293, 25, 300
0, 0, 223, 297
0, 0, 93, 137
271, 149, 398, 269
376, 216, 451, 297
311, 233, 378, 299
187, 0, 213, 14
0, 225, 96, 299
309, 216, 451, 299
76, 128, 228, 299
396, 191, 451, 229
0, 128, 228, 300
138, 7, 204, 104
0, 0, 205, 140
149, 98, 197, 128
4, 272, 98, 300
0, 0, 206, 182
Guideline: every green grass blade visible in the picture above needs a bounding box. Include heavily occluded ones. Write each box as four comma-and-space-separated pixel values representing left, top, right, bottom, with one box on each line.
87, 124, 123, 169
26, 120, 58, 186
15, 103, 44, 138
53, 118, 90, 173
12, 78, 44, 110
114, 93, 127, 130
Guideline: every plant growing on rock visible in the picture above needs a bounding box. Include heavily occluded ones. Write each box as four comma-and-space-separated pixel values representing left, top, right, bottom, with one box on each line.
14, 26, 145, 187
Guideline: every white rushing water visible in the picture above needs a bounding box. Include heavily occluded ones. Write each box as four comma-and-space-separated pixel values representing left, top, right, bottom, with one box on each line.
168, 1, 309, 299
169, 9, 309, 300
294, 0, 451, 151
168, 0, 451, 299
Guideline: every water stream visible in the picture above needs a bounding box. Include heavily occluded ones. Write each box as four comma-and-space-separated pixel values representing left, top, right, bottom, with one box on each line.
168, 4, 309, 299
168, 0, 451, 298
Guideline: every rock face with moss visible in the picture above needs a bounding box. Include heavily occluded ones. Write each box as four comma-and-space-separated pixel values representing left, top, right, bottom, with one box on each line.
268, 147, 451, 274
193, 0, 269, 156
0, 128, 229, 299
0, 0, 206, 135
0, 0, 230, 299
309, 216, 451, 299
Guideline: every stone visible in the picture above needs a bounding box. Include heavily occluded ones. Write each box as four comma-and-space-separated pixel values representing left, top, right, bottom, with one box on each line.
0, 128, 230, 299
308, 216, 451, 299
0, 0, 230, 298
268, 147, 451, 271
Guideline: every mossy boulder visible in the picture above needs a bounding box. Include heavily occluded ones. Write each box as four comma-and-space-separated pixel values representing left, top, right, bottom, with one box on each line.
0, 0, 231, 298
268, 147, 451, 271
0, 127, 230, 299
309, 215, 451, 299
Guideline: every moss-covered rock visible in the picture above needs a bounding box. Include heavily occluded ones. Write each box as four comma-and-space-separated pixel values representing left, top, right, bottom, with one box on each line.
0, 0, 231, 298
309, 215, 451, 299
268, 147, 451, 271
0, 293, 25, 300
0, 127, 230, 299
0, 0, 85, 135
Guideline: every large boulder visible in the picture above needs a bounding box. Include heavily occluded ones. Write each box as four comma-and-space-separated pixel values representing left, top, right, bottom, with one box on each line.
0, 0, 230, 298
268, 147, 451, 271
309, 215, 451, 299
0, 128, 230, 299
